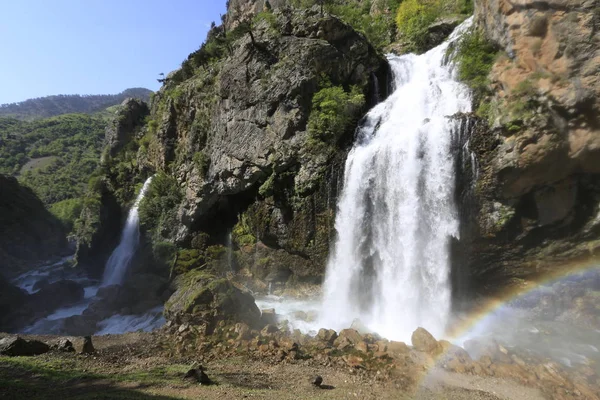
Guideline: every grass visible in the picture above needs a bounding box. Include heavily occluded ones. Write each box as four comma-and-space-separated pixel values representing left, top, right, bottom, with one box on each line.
18, 156, 57, 175
0, 355, 190, 400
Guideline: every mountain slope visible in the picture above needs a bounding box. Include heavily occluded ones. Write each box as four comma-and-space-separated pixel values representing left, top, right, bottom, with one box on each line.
0, 88, 152, 121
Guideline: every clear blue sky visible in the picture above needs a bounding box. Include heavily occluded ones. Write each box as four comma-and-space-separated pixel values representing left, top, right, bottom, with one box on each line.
0, 0, 227, 104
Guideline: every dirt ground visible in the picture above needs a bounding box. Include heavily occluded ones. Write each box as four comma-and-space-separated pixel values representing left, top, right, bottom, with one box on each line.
0, 332, 546, 400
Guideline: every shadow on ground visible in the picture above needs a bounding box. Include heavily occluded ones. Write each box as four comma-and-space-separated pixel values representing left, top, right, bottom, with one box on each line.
0, 356, 180, 400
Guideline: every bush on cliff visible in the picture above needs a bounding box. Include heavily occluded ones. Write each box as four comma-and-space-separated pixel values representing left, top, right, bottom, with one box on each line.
395, 0, 473, 53
138, 173, 183, 245
307, 82, 365, 148
49, 198, 84, 232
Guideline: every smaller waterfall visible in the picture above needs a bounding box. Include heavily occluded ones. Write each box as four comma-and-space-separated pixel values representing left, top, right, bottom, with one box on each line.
102, 177, 153, 286
226, 230, 234, 271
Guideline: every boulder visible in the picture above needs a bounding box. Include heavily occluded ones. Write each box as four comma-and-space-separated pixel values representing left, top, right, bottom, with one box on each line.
234, 322, 252, 340
387, 340, 410, 355
333, 329, 363, 350
411, 327, 441, 354
0, 336, 49, 356
260, 324, 279, 336
260, 309, 277, 325
81, 336, 95, 354
316, 328, 338, 345
164, 270, 262, 333
53, 338, 75, 353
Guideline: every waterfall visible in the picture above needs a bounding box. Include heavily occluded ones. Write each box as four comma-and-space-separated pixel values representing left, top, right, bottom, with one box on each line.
102, 176, 154, 287
319, 19, 473, 342
226, 230, 233, 271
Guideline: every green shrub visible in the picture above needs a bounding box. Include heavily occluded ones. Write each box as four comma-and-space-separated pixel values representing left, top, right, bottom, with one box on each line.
174, 249, 204, 275
258, 172, 276, 198
50, 197, 84, 232
307, 83, 365, 145
395, 0, 441, 52
193, 151, 210, 176
153, 241, 177, 266
138, 173, 183, 242
232, 213, 256, 247
452, 29, 499, 104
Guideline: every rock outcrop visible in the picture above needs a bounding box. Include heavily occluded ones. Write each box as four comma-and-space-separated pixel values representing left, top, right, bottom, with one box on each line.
75, 98, 150, 277
459, 0, 600, 291
103, 4, 390, 290
164, 270, 262, 333
104, 98, 150, 157
0, 336, 50, 356
0, 175, 67, 278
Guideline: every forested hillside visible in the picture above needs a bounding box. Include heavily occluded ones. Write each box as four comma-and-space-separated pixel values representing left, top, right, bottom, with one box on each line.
0, 114, 106, 231
0, 88, 151, 121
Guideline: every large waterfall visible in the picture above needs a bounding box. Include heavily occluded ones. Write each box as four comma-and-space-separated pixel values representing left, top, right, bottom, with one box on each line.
319, 19, 473, 342
102, 176, 153, 286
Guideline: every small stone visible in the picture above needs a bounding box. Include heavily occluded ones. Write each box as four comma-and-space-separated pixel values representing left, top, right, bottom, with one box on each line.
184, 366, 213, 385
355, 341, 368, 354
55, 338, 75, 353
312, 375, 323, 387
259, 344, 270, 352
81, 336, 95, 354
343, 354, 365, 369
235, 323, 252, 340
316, 328, 338, 345
260, 324, 279, 336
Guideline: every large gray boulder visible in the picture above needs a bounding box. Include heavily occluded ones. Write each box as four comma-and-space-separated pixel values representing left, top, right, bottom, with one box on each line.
0, 336, 49, 356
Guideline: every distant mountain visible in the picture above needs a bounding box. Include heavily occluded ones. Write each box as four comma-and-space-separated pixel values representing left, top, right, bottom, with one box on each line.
0, 88, 153, 121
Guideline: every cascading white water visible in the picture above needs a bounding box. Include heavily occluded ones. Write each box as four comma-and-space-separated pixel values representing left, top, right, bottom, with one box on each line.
102, 176, 154, 286
319, 19, 473, 342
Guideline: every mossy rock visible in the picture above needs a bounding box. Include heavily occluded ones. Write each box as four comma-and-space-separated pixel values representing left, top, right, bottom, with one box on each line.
164, 270, 262, 332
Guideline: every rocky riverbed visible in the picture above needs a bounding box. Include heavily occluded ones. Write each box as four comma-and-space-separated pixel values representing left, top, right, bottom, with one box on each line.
1, 316, 598, 400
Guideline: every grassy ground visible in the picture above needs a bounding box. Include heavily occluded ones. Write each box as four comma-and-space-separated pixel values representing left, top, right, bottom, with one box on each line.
0, 333, 541, 400
17, 156, 57, 175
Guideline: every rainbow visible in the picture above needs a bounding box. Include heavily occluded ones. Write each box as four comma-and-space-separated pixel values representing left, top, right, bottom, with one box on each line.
412, 257, 600, 392
446, 256, 600, 343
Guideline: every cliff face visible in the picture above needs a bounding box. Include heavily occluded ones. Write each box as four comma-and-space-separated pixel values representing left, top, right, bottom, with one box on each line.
78, 1, 598, 298
0, 175, 67, 278
463, 0, 600, 290
140, 6, 388, 287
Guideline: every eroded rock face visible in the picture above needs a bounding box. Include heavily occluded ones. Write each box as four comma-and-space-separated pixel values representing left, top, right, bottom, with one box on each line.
460, 0, 600, 289
148, 6, 388, 285
104, 98, 150, 157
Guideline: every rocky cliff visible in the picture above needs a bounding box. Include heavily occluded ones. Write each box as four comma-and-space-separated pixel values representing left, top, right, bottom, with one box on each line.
460, 0, 600, 292
78, 5, 389, 292
0, 175, 67, 278
77, 0, 599, 302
